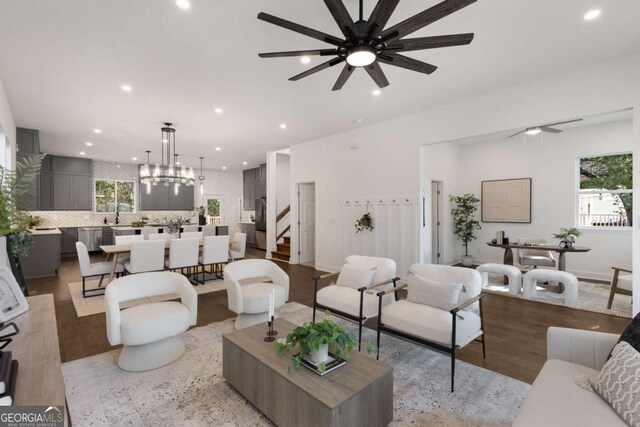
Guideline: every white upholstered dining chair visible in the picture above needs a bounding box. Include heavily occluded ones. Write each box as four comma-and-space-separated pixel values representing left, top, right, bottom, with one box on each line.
198, 235, 229, 283
180, 231, 203, 240
229, 232, 247, 260
165, 238, 200, 282
76, 241, 124, 298
124, 240, 166, 274
114, 234, 145, 266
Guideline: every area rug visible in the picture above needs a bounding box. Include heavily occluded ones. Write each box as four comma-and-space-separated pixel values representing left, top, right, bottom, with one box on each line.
483, 275, 632, 318
67, 279, 226, 317
63, 302, 529, 426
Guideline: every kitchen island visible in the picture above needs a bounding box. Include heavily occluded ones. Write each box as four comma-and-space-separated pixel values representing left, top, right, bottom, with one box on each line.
20, 227, 61, 278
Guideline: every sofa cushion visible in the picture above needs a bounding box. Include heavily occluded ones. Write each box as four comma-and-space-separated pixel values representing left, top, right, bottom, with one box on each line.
241, 283, 286, 314
120, 301, 190, 346
407, 274, 462, 311
618, 274, 633, 291
513, 359, 625, 427
336, 264, 376, 290
317, 285, 380, 318
381, 300, 481, 347
593, 342, 640, 427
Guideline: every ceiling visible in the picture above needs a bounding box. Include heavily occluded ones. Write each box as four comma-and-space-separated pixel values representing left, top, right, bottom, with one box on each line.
0, 0, 639, 171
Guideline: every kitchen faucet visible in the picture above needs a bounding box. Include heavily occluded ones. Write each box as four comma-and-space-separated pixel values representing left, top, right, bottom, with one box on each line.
115, 206, 120, 225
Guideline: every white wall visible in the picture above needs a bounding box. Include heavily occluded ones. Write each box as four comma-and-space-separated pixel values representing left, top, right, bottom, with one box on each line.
0, 78, 15, 169
439, 119, 632, 280
289, 53, 640, 314
198, 169, 242, 237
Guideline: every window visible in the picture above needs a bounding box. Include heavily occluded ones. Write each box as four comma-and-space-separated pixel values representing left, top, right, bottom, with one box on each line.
95, 180, 136, 213
205, 196, 222, 224
578, 153, 632, 228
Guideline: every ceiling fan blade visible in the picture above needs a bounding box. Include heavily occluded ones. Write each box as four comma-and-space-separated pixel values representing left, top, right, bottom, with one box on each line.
332, 64, 355, 91
258, 12, 345, 47
384, 33, 474, 52
364, 62, 390, 88
324, 0, 358, 39
541, 126, 562, 134
378, 53, 438, 75
365, 0, 401, 39
289, 57, 345, 81
542, 118, 583, 127
380, 0, 477, 44
259, 49, 339, 58
508, 130, 526, 138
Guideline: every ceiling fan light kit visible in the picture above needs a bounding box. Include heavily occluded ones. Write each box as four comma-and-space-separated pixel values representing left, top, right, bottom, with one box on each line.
257, 0, 477, 91
509, 119, 584, 139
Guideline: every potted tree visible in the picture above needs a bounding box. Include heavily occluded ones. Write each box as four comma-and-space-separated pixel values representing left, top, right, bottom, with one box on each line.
1, 154, 45, 294
450, 194, 481, 267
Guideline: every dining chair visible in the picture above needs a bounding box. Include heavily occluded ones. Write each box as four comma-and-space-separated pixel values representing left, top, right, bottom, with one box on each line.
229, 232, 247, 261
607, 266, 632, 309
124, 240, 166, 274
181, 231, 203, 240
201, 225, 217, 237
199, 235, 229, 283
517, 238, 557, 269
149, 233, 174, 241
76, 241, 124, 298
114, 235, 145, 267
165, 238, 200, 283
181, 225, 199, 233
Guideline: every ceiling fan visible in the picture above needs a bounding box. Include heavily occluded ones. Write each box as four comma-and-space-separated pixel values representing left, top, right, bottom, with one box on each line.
508, 119, 584, 138
257, 0, 477, 91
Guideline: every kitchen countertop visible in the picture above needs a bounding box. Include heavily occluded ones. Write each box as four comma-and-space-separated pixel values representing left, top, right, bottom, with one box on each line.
237, 222, 256, 225
31, 227, 62, 235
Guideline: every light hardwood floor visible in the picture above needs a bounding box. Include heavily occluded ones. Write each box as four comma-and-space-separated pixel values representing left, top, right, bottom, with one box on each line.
25, 247, 629, 384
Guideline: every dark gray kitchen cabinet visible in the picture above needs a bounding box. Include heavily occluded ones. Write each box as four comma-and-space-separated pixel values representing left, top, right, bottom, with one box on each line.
242, 165, 267, 210
53, 156, 92, 176
102, 227, 114, 246
169, 184, 194, 211
20, 233, 60, 278
139, 181, 155, 211
16, 153, 39, 211
153, 183, 170, 211
41, 154, 53, 173
53, 174, 92, 210
16, 128, 40, 154
243, 181, 255, 211
39, 172, 54, 210
60, 227, 78, 254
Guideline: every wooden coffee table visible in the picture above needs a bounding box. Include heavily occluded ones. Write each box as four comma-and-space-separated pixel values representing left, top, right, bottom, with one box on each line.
223, 318, 393, 427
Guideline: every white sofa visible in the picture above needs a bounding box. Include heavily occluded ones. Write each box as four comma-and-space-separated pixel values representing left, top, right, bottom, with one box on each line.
514, 327, 624, 426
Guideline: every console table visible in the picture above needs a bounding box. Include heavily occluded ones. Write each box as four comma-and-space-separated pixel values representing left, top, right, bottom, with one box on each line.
6, 294, 66, 408
223, 318, 393, 427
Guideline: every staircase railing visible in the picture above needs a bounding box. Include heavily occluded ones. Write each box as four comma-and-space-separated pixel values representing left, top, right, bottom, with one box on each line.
276, 205, 290, 242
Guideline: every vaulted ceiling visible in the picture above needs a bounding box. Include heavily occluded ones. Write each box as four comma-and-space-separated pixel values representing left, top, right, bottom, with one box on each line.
0, 0, 639, 170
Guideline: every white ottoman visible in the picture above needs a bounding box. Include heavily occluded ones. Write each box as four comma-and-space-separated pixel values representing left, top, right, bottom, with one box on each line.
476, 263, 523, 295
523, 270, 579, 306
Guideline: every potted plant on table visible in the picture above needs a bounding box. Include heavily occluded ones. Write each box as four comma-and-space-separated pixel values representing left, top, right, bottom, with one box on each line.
553, 227, 582, 248
0, 154, 45, 295
275, 317, 359, 374
450, 193, 481, 267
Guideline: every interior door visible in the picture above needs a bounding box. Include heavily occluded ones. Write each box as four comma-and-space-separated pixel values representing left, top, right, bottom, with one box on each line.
298, 183, 315, 264
431, 181, 443, 264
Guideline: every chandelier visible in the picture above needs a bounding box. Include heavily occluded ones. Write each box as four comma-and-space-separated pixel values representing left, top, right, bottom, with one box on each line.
139, 123, 195, 195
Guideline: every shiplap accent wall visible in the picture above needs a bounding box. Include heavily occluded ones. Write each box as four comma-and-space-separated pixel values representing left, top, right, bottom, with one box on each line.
340, 195, 420, 278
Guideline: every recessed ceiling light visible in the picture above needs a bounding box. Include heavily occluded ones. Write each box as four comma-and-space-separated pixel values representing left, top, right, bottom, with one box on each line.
85, 142, 93, 146
93, 129, 102, 134
300, 56, 311, 64
214, 108, 223, 114
121, 84, 132, 92
176, 0, 191, 9
222, 166, 227, 170
215, 147, 221, 151
280, 123, 287, 129
132, 157, 138, 161
354, 118, 363, 124
372, 89, 381, 96
79, 151, 86, 156
242, 161, 248, 165
584, 9, 601, 20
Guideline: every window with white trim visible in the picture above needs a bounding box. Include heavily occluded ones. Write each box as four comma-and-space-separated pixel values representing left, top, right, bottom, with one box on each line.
578, 153, 632, 228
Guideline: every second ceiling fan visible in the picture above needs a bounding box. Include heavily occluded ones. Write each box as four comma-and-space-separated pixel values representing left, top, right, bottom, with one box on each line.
258, 0, 478, 91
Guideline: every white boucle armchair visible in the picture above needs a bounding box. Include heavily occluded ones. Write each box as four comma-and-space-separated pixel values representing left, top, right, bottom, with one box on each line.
224, 259, 289, 329
105, 272, 198, 372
